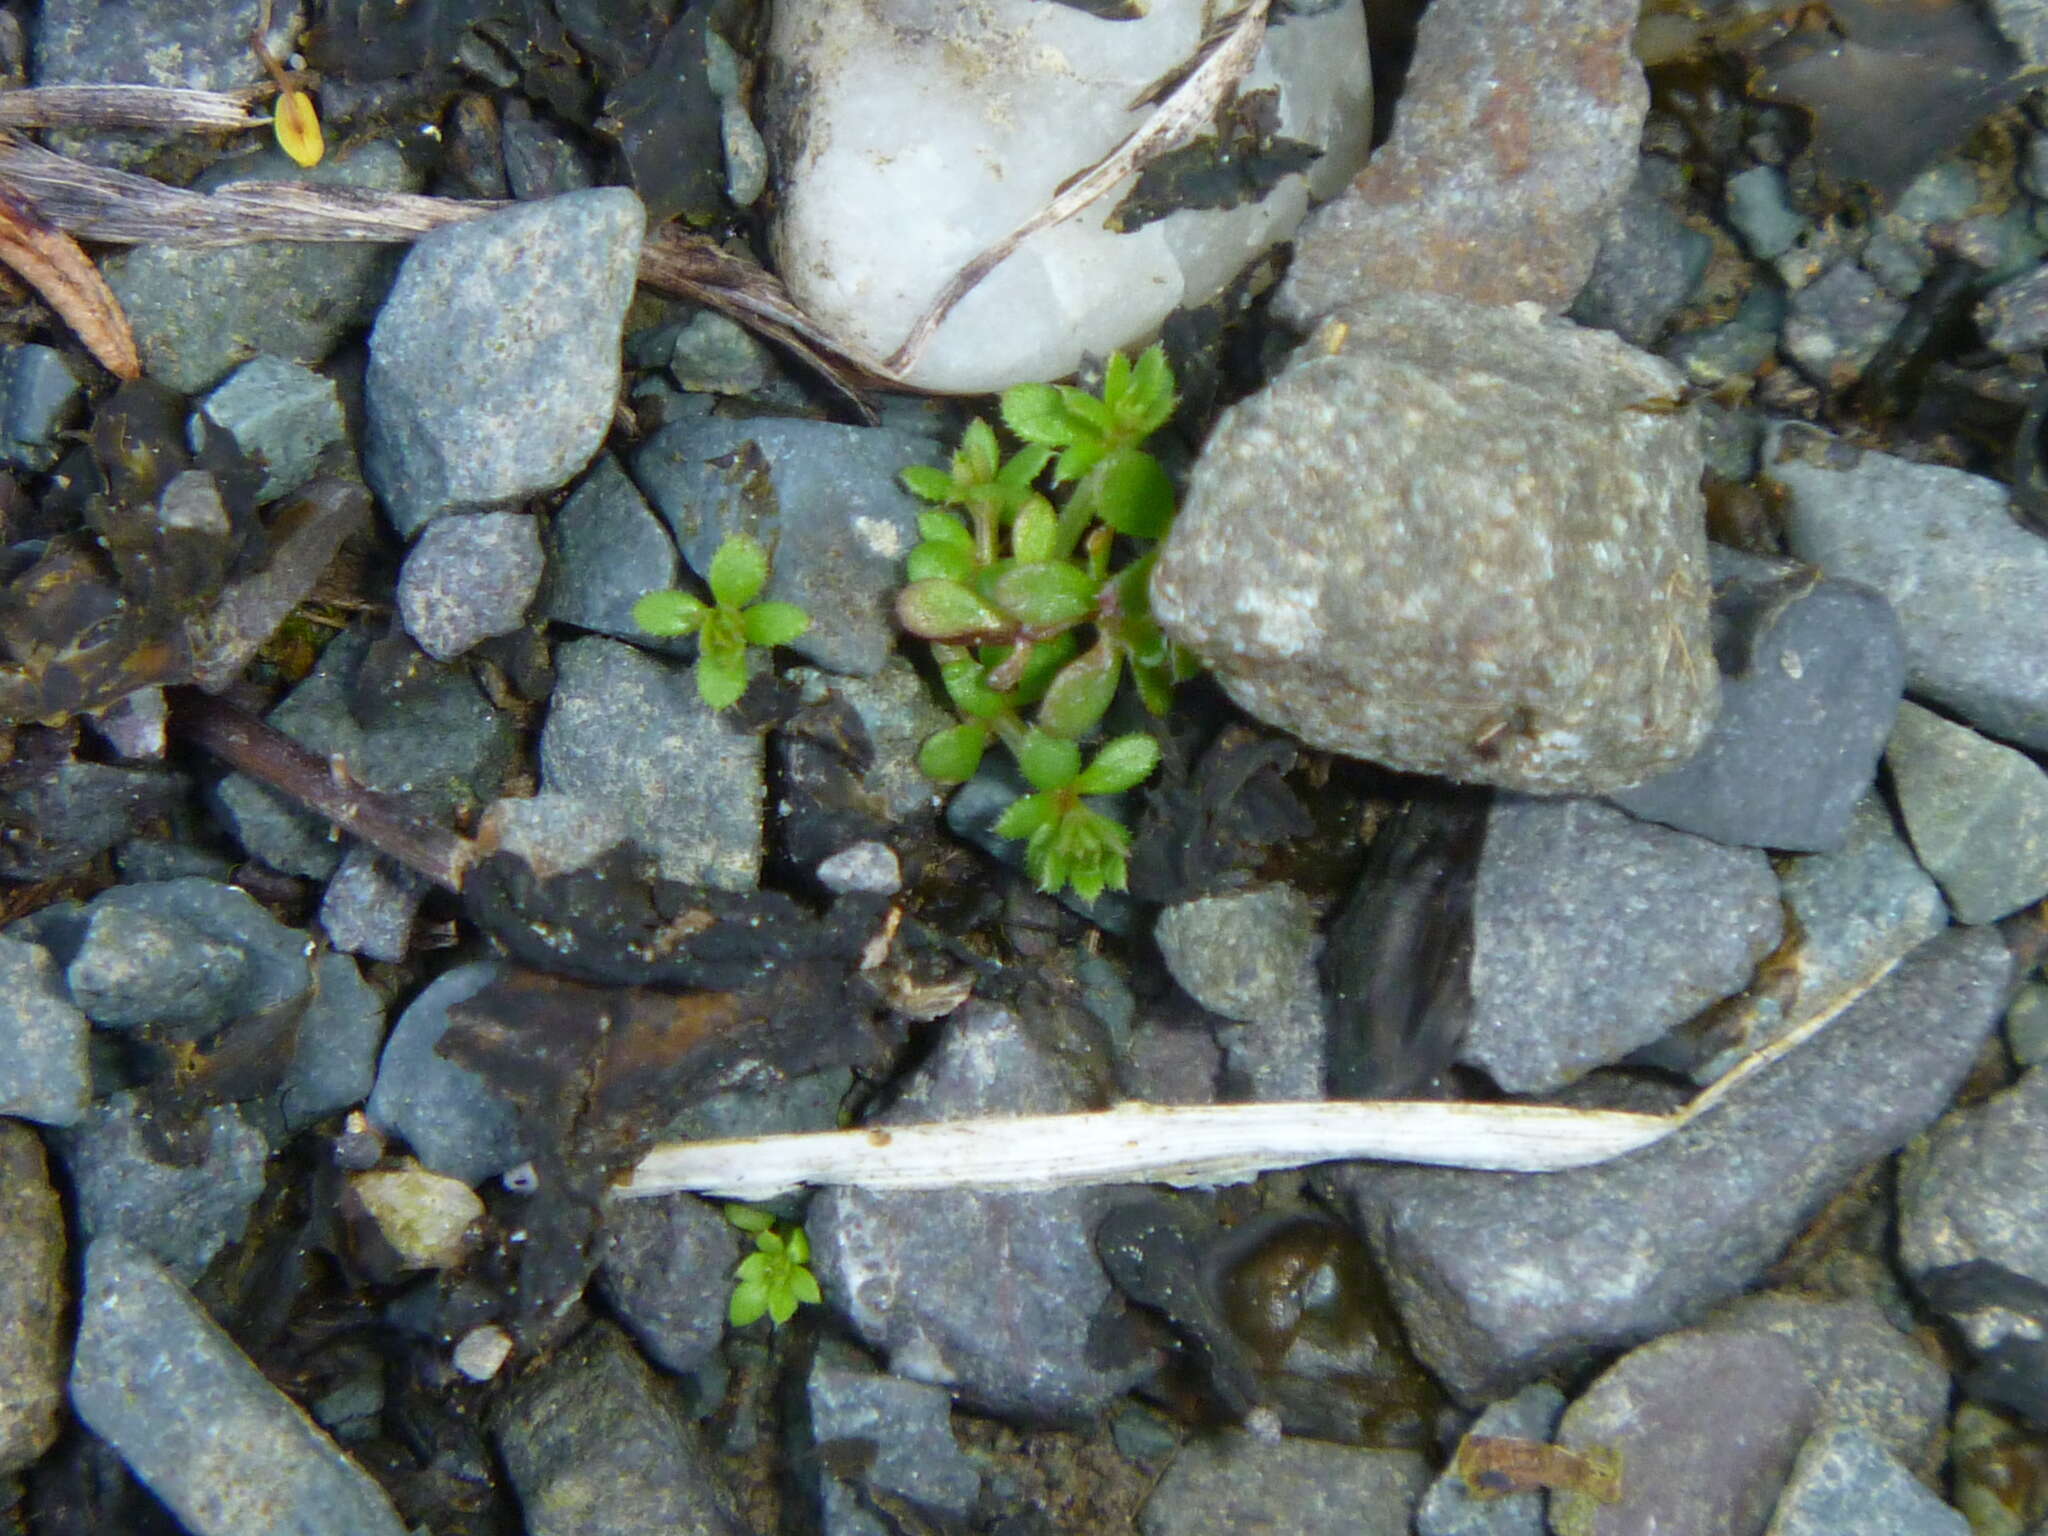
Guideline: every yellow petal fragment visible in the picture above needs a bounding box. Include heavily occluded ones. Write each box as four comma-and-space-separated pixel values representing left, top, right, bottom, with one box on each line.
274, 87, 323, 168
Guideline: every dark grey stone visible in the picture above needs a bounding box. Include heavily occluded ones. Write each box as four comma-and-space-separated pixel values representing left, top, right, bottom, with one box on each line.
1415, 1383, 1564, 1536
0, 936, 89, 1127
104, 143, 416, 392
668, 311, 773, 395
70, 1236, 407, 1536
1154, 885, 1318, 1022
807, 1360, 983, 1520
1459, 796, 1781, 1093
501, 97, 596, 201
56, 1091, 269, 1283
1570, 171, 1712, 345
191, 354, 346, 502
318, 845, 426, 964
540, 637, 763, 889
65, 902, 250, 1033
115, 838, 235, 884
1725, 165, 1807, 260
1325, 925, 2012, 1402
366, 188, 645, 537
396, 511, 544, 660
809, 1001, 1156, 1423
655, 1068, 854, 1147
790, 663, 953, 825
1216, 955, 1328, 1103
0, 762, 182, 881
278, 952, 387, 1135
490, 1322, 745, 1536
1886, 702, 2048, 924
1976, 262, 2048, 354
1783, 263, 1908, 389
1551, 1330, 1817, 1536
365, 961, 527, 1186
1609, 548, 1905, 852
539, 455, 680, 642
596, 1194, 740, 1377
1666, 285, 1786, 389
1765, 1424, 1969, 1536
0, 344, 83, 469
1120, 1011, 1223, 1106
88, 684, 167, 760
632, 416, 940, 677
1763, 424, 2048, 751
2009, 980, 2048, 1067
1139, 1432, 1428, 1536
0, 1122, 63, 1477
1153, 290, 1715, 795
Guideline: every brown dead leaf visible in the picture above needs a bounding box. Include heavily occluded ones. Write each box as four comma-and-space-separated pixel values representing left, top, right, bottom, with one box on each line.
1457, 1435, 1623, 1503
0, 184, 137, 379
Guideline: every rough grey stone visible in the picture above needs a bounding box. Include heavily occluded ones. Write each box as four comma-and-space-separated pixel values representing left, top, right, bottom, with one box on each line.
0, 762, 182, 881
809, 1001, 1156, 1423
0, 345, 84, 470
815, 841, 901, 896
1154, 291, 1715, 795
596, 1194, 740, 1378
56, 1092, 269, 1284
1726, 166, 1807, 260
0, 1123, 63, 1477
791, 663, 952, 824
66, 902, 249, 1032
1886, 702, 2048, 924
1667, 287, 1786, 389
70, 1236, 407, 1536
1120, 1011, 1223, 1106
1784, 263, 1909, 389
1763, 424, 2048, 751
1154, 885, 1318, 1022
500, 97, 596, 201
807, 1359, 983, 1521
2009, 980, 2048, 1067
539, 455, 680, 642
668, 310, 773, 395
104, 143, 416, 392
1325, 925, 2012, 1402
1213, 955, 1328, 1103
1976, 262, 2048, 354
1460, 796, 1781, 1093
490, 1322, 745, 1536
366, 961, 526, 1186
1608, 548, 1905, 852
318, 846, 426, 964
1415, 1383, 1563, 1536
474, 793, 633, 878
366, 188, 645, 537
1989, 0, 2048, 68
1552, 1330, 1817, 1536
631, 417, 938, 678
397, 511, 544, 660
1140, 1432, 1428, 1536
1765, 1423, 1969, 1536
192, 354, 346, 502
1570, 170, 1712, 346
540, 637, 763, 889
0, 936, 89, 1127
278, 951, 387, 1135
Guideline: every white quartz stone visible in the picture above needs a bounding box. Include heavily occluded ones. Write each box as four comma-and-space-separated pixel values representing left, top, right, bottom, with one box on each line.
767, 0, 1372, 392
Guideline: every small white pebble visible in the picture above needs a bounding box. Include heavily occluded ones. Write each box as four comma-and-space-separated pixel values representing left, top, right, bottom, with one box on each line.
816, 841, 902, 896
453, 1325, 514, 1382
502, 1162, 541, 1194
1243, 1405, 1284, 1443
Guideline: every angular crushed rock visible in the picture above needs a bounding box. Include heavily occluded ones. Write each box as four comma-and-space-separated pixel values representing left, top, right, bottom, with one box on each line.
397, 511, 545, 660
1765, 1424, 1970, 1536
1898, 1068, 2048, 1319
1886, 702, 2048, 924
1154, 885, 1318, 1022
0, 935, 89, 1126
1415, 1382, 1563, 1536
1154, 291, 1714, 795
1140, 1432, 1428, 1536
0, 1122, 64, 1476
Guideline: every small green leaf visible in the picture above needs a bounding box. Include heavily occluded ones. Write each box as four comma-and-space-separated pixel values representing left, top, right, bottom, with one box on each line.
730, 1280, 769, 1327
995, 442, 1054, 490
1053, 438, 1109, 484
632, 589, 708, 636
959, 418, 1000, 483
708, 533, 770, 609
1117, 344, 1177, 438
1132, 653, 1177, 716
993, 789, 1060, 840
754, 1229, 786, 1257
1103, 349, 1133, 407
907, 540, 977, 583
1001, 381, 1075, 446
1058, 385, 1116, 434
1003, 632, 1080, 705
940, 656, 1006, 718
918, 510, 973, 547
1075, 733, 1160, 794
1035, 641, 1119, 739
743, 601, 811, 647
901, 464, 958, 503
919, 722, 990, 782
791, 1266, 822, 1305
768, 1286, 799, 1326
1016, 729, 1082, 791
1089, 448, 1174, 540
736, 1252, 773, 1282
991, 561, 1097, 628
1010, 498, 1058, 563
695, 645, 749, 709
725, 1204, 774, 1232
897, 579, 1011, 641
786, 1227, 810, 1264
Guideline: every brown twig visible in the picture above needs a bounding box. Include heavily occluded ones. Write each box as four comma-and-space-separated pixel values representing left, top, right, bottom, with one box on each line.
0, 180, 138, 377
0, 84, 271, 134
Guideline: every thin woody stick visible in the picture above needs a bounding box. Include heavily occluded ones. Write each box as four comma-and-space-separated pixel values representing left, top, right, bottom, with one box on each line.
0, 85, 271, 134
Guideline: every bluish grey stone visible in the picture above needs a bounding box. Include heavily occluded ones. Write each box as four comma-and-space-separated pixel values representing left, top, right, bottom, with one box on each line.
807, 1360, 983, 1520
2008, 980, 2048, 1068
1609, 548, 1904, 852
596, 1194, 740, 1378
0, 345, 83, 470
1886, 702, 2048, 924
366, 961, 526, 1186
396, 511, 544, 660
1784, 263, 1908, 389
1763, 424, 2048, 751
540, 637, 763, 890
1571, 171, 1712, 346
1140, 1433, 1428, 1536
317, 845, 426, 964
667, 310, 772, 395
70, 1236, 408, 1536
1326, 925, 2012, 1402
191, 355, 346, 502
473, 793, 633, 879
1765, 1424, 1970, 1536
1667, 285, 1786, 388
278, 952, 387, 1135
655, 1067, 854, 1147
540, 455, 680, 642
65, 902, 250, 1033
366, 188, 645, 536
1154, 885, 1318, 1022
104, 143, 416, 392
0, 936, 89, 1127
1976, 262, 2048, 354
809, 1001, 1157, 1423
1416, 1383, 1564, 1536
500, 97, 596, 201
632, 417, 939, 677
57, 1092, 269, 1283
115, 839, 235, 884
1459, 796, 1782, 1093
790, 662, 952, 824
1726, 165, 1807, 260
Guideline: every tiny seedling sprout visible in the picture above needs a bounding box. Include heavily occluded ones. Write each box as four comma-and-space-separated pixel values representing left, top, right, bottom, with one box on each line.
633, 532, 812, 709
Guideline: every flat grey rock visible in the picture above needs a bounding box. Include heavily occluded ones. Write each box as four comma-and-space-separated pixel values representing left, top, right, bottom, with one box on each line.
1763, 424, 2048, 751
1764, 1423, 1969, 1536
1154, 291, 1715, 794
0, 935, 89, 1126
1783, 263, 1907, 389
596, 1194, 740, 1378
0, 1123, 63, 1476
789, 662, 953, 825
192, 354, 346, 503
1569, 168, 1712, 346
367, 188, 645, 537
0, 344, 84, 470
397, 511, 544, 660
1325, 925, 2012, 1402
1140, 1432, 1428, 1536
539, 455, 680, 642
277, 951, 387, 1136
366, 961, 527, 1186
1415, 1382, 1563, 1536
70, 1236, 407, 1536
1155, 885, 1318, 1022
1886, 702, 2048, 924
807, 1357, 983, 1521
317, 845, 427, 965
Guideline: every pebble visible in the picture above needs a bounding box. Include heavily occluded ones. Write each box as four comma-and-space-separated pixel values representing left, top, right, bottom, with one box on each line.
1725, 165, 1808, 260
365, 188, 646, 538
474, 792, 633, 879
807, 1354, 984, 1522
1415, 1383, 1564, 1536
1324, 925, 2011, 1402
539, 455, 680, 643
90, 684, 168, 760
2009, 980, 2048, 1067
1975, 262, 2048, 353
631, 417, 938, 678
1551, 1330, 1817, 1536
365, 960, 528, 1186
1276, 0, 1643, 322
596, 1193, 739, 1378
790, 662, 954, 824
347, 1161, 483, 1270
1459, 796, 1782, 1093
1667, 286, 1785, 388
0, 936, 89, 1127
489, 1321, 747, 1536
814, 841, 901, 896
277, 951, 386, 1136
808, 1000, 1157, 1423
667, 310, 773, 395
104, 143, 418, 392
1765, 1423, 1970, 1536
191, 355, 347, 503
397, 511, 545, 660
1763, 423, 2048, 751
1782, 263, 1908, 389
500, 97, 596, 201
1569, 168, 1713, 346
1154, 290, 1715, 795
453, 1324, 515, 1383
1154, 885, 1318, 1022
0, 762, 183, 881
317, 845, 426, 965
1139, 1431, 1428, 1536
1608, 548, 1905, 853
1885, 702, 2048, 924
0, 1122, 63, 1477
539, 637, 764, 889
0, 344, 83, 470
69, 1236, 408, 1536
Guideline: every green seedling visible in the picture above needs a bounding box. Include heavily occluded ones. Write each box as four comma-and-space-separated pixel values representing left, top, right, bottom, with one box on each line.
724, 1204, 820, 1328
633, 532, 811, 709
898, 344, 1191, 899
